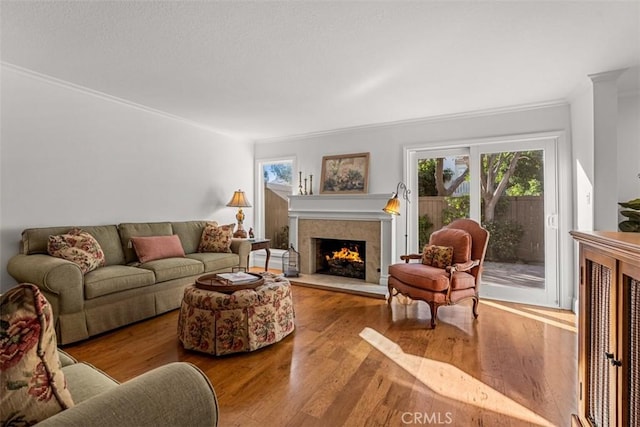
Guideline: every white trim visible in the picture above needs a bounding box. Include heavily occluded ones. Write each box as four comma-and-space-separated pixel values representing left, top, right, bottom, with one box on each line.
254, 101, 569, 144
1, 61, 240, 139
588, 68, 627, 83
254, 156, 296, 242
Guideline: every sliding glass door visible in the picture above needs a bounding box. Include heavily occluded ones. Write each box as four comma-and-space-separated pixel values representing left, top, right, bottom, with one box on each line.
409, 138, 559, 307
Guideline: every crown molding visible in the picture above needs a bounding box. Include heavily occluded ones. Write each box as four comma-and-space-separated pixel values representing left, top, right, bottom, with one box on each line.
588, 68, 627, 83
254, 99, 569, 144
1, 61, 241, 139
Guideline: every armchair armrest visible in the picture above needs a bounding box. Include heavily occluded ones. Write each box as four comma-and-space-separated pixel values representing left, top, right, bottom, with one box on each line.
446, 259, 480, 273
36, 362, 218, 427
399, 254, 423, 263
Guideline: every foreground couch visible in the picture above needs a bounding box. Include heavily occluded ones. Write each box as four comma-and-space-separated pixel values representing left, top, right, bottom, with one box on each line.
7, 221, 252, 344
1, 283, 218, 427
38, 351, 219, 427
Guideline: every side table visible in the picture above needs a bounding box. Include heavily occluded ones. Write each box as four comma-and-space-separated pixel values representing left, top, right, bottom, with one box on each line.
248, 239, 271, 271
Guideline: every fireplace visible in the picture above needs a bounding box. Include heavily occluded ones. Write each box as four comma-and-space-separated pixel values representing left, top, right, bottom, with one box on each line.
315, 238, 366, 280
288, 194, 396, 285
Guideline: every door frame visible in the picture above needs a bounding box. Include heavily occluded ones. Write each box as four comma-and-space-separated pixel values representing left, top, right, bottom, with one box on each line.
254, 155, 297, 244
404, 131, 573, 309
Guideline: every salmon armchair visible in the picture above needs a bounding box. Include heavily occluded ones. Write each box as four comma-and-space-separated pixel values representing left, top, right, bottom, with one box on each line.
387, 219, 489, 328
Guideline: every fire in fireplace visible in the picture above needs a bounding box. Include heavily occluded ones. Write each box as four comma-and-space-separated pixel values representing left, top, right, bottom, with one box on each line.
315, 238, 366, 280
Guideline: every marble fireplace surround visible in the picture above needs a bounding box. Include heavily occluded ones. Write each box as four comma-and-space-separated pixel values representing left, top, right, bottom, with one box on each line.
288, 194, 395, 286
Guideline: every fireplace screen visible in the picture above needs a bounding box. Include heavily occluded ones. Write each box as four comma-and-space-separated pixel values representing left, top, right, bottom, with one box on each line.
315, 238, 365, 280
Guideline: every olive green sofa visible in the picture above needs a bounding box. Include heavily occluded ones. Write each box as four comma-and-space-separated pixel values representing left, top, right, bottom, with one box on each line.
7, 221, 252, 345
35, 350, 219, 426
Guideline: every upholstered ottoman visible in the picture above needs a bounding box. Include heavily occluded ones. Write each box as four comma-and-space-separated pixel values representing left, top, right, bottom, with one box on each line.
177, 273, 295, 356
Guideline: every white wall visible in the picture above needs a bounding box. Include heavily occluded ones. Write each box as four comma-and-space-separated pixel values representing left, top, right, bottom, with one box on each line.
570, 72, 640, 232
256, 104, 572, 194
0, 66, 254, 292
618, 92, 640, 202
255, 103, 575, 308
570, 86, 595, 232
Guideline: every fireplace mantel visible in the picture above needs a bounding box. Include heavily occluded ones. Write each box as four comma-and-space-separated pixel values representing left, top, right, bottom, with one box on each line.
288, 194, 396, 285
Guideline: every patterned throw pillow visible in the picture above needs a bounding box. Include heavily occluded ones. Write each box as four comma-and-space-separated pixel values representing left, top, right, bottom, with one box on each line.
0, 284, 75, 426
198, 223, 235, 253
421, 245, 454, 269
47, 229, 106, 274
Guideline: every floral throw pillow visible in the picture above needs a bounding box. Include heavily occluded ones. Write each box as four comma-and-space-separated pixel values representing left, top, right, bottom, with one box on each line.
1, 283, 75, 426
47, 228, 106, 274
421, 244, 454, 269
198, 223, 235, 253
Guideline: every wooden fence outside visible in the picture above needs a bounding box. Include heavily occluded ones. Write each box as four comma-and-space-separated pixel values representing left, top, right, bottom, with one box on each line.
419, 195, 544, 263
265, 187, 290, 249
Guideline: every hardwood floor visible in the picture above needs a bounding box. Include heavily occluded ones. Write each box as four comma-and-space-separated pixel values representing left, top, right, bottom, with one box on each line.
63, 283, 577, 427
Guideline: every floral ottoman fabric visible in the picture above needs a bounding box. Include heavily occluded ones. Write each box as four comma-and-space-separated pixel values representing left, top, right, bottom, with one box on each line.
177, 273, 295, 356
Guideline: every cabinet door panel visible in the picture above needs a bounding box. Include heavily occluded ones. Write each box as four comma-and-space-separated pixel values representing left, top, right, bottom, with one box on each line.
584, 255, 615, 427
620, 263, 640, 427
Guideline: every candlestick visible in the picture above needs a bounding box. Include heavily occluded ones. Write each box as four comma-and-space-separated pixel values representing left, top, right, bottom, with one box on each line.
298, 171, 303, 195
304, 178, 308, 195
309, 174, 313, 195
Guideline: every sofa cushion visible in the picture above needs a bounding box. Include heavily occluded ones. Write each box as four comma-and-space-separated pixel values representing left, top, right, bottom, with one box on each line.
84, 265, 156, 299
186, 252, 240, 272
21, 226, 75, 255
429, 228, 472, 264
421, 244, 453, 269
81, 225, 126, 266
20, 225, 125, 265
118, 222, 173, 263
198, 223, 234, 253
0, 284, 74, 425
47, 229, 106, 274
171, 221, 210, 254
138, 258, 204, 282
131, 235, 186, 263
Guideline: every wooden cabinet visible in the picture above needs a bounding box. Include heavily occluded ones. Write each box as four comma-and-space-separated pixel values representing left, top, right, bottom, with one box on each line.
570, 231, 640, 427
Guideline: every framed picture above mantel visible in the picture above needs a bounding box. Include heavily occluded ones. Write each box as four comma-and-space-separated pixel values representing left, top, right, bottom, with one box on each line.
320, 152, 370, 194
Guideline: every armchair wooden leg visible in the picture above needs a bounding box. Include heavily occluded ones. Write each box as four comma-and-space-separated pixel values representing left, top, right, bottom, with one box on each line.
472, 297, 479, 319
428, 302, 439, 328
387, 284, 394, 306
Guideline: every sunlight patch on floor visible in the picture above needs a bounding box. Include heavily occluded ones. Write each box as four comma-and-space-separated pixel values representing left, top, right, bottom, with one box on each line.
480, 300, 577, 333
359, 327, 554, 427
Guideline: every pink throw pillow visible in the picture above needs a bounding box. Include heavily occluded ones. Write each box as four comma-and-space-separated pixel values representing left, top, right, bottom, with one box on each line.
131, 235, 186, 263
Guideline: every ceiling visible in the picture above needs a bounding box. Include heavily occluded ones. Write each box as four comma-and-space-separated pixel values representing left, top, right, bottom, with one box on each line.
2, 1, 639, 141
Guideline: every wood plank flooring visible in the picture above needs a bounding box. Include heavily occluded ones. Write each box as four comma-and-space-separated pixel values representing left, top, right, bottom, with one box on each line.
63, 283, 577, 427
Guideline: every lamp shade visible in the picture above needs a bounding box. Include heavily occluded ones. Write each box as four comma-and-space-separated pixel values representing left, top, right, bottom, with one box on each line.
226, 190, 252, 208
382, 195, 401, 215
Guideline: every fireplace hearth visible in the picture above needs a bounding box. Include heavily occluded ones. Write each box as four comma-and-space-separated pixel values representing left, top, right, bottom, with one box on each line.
315, 238, 366, 280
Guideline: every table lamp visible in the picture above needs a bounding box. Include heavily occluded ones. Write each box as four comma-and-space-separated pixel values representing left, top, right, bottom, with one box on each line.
226, 189, 252, 238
